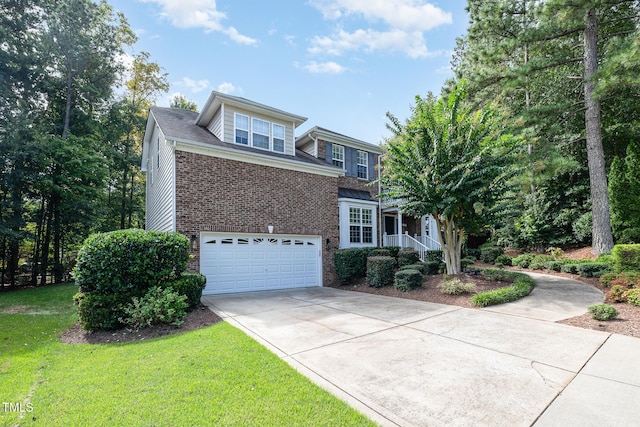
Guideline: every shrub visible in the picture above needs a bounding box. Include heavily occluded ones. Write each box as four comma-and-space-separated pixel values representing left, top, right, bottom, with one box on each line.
561, 263, 579, 274
73, 229, 189, 295
422, 260, 442, 275
163, 273, 206, 309
602, 272, 640, 288
599, 272, 619, 286
481, 268, 517, 282
385, 246, 401, 258
367, 256, 395, 288
438, 278, 477, 295
618, 228, 640, 244
397, 249, 420, 267
624, 288, 640, 306
607, 285, 628, 303
424, 250, 444, 263
460, 256, 476, 270
334, 248, 370, 284
369, 248, 391, 257
73, 292, 131, 331
528, 255, 553, 270
121, 286, 188, 330
612, 244, 640, 272
400, 262, 429, 276
595, 254, 614, 267
544, 260, 563, 272
394, 269, 423, 291
587, 304, 619, 321
463, 248, 481, 259
480, 246, 504, 264
576, 262, 610, 278
512, 254, 535, 268
494, 254, 512, 267
546, 247, 564, 258
470, 273, 535, 307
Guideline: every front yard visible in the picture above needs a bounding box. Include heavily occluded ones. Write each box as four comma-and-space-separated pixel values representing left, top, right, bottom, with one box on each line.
0, 284, 374, 426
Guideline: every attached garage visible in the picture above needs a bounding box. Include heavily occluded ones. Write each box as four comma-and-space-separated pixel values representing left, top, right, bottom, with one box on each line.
200, 233, 322, 295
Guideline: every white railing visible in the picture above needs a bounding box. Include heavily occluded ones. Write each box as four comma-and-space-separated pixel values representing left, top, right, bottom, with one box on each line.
415, 234, 441, 251
383, 232, 434, 261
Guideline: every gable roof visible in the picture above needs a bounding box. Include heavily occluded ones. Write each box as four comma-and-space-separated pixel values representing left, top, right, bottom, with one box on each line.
296, 126, 383, 154
144, 107, 342, 176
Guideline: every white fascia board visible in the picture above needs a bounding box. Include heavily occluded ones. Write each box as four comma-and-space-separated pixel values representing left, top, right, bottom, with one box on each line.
171, 138, 345, 178
141, 112, 167, 172
338, 197, 379, 206
298, 127, 383, 154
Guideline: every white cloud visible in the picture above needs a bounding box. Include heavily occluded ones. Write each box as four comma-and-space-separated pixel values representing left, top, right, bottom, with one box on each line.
307, 0, 452, 58
303, 61, 347, 74
140, 0, 257, 45
216, 82, 242, 95
177, 77, 211, 93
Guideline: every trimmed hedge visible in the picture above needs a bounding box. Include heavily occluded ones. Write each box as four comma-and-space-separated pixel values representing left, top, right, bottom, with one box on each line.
367, 256, 395, 288
334, 248, 371, 284
494, 254, 512, 267
618, 228, 640, 244
424, 250, 444, 262
512, 254, 535, 268
587, 304, 619, 321
480, 246, 504, 264
400, 262, 429, 276
163, 273, 206, 309
470, 269, 535, 307
73, 292, 131, 331
369, 249, 391, 257
398, 249, 420, 267
394, 269, 422, 291
576, 262, 610, 278
612, 244, 640, 272
73, 229, 189, 296
561, 263, 579, 274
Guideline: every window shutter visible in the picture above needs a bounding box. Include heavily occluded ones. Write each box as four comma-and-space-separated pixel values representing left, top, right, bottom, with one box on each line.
347, 147, 358, 177
325, 142, 332, 164
368, 153, 375, 180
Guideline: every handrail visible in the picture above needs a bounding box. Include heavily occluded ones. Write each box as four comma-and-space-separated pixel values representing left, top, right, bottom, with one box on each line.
383, 233, 434, 261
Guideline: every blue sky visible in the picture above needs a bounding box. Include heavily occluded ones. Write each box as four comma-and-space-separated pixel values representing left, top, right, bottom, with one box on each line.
109, 0, 469, 144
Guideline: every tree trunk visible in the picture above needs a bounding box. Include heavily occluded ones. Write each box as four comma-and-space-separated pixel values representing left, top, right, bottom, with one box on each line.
436, 216, 462, 275
584, 9, 614, 254
40, 198, 54, 286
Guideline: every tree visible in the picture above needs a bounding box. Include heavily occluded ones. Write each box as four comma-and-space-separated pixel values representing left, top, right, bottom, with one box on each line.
170, 94, 198, 112
379, 83, 518, 274
609, 142, 640, 239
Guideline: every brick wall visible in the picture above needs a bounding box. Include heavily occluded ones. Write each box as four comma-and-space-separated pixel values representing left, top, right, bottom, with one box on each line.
174, 151, 340, 285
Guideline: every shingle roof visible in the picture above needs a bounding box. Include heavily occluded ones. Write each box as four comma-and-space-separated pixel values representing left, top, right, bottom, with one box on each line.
338, 187, 376, 202
150, 106, 336, 168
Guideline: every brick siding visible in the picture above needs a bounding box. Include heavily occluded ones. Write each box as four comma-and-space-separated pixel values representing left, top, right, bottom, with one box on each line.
174, 151, 339, 285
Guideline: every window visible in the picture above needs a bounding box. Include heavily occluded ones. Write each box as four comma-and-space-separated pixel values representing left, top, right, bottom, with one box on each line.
349, 207, 373, 244
235, 114, 249, 145
252, 118, 270, 149
273, 124, 285, 152
332, 144, 345, 169
357, 150, 368, 179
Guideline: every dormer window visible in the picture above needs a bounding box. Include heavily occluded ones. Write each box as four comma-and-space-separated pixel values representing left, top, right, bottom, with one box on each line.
235, 114, 249, 145
357, 150, 368, 179
332, 144, 345, 169
273, 124, 285, 153
252, 118, 270, 149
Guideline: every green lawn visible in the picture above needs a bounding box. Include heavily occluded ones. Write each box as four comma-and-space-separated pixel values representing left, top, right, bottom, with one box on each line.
0, 284, 375, 426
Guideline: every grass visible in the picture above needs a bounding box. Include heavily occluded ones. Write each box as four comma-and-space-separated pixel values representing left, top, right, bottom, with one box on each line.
1, 284, 375, 426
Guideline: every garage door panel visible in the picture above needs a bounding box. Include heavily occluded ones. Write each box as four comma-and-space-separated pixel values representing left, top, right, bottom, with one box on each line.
201, 233, 321, 295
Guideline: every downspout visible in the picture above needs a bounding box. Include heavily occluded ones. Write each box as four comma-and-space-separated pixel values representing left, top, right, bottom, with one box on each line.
378, 154, 382, 247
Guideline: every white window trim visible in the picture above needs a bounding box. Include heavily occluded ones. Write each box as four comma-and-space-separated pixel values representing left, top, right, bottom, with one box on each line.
338, 199, 378, 248
332, 144, 345, 170
251, 117, 270, 151
234, 113, 249, 145
357, 150, 368, 179
233, 113, 288, 154
272, 123, 285, 153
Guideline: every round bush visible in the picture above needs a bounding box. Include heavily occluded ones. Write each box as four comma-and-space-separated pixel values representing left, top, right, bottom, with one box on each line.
367, 256, 396, 288
73, 229, 189, 295
495, 254, 512, 267
398, 249, 420, 267
394, 269, 422, 291
624, 288, 640, 306
480, 246, 504, 264
73, 292, 131, 331
369, 248, 391, 257
163, 273, 207, 309
121, 286, 188, 329
587, 304, 619, 321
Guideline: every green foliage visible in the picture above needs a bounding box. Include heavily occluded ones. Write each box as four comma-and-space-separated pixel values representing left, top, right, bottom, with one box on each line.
334, 248, 370, 284
612, 244, 640, 272
385, 246, 402, 258
576, 262, 610, 278
400, 263, 429, 276
369, 249, 391, 257
73, 292, 131, 331
609, 142, 640, 239
599, 272, 619, 286
512, 254, 535, 268
619, 228, 640, 244
423, 260, 443, 275
438, 278, 477, 295
546, 247, 564, 258
561, 263, 579, 274
480, 245, 504, 264
607, 285, 628, 303
587, 304, 619, 321
163, 273, 206, 309
461, 256, 476, 270
169, 93, 198, 112
471, 273, 535, 307
74, 229, 189, 295
544, 261, 564, 272
366, 256, 396, 288
481, 268, 517, 282
424, 250, 444, 262
624, 288, 640, 306
397, 249, 420, 267
494, 254, 512, 267
394, 269, 423, 292
121, 287, 188, 329
603, 272, 640, 287
528, 254, 554, 270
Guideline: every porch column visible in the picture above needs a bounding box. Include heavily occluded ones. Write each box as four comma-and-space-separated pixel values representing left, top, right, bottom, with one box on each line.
397, 211, 403, 236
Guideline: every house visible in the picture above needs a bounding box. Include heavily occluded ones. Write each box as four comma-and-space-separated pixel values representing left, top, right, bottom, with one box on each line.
141, 91, 438, 295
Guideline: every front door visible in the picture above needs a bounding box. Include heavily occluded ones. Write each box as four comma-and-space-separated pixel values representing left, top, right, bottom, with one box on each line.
384, 215, 397, 235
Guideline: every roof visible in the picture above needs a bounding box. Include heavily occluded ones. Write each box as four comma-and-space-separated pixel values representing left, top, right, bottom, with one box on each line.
148, 107, 337, 169
338, 187, 376, 202
296, 126, 383, 154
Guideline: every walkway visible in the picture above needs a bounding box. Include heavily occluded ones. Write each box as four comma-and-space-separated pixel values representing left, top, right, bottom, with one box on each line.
202, 273, 640, 426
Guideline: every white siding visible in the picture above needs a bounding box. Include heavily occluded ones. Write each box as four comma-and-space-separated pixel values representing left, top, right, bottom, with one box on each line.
298, 140, 315, 156
145, 124, 175, 232
223, 105, 295, 155
207, 108, 223, 139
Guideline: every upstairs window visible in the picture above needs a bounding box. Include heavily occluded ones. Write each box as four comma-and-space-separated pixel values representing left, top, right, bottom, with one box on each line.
273, 124, 285, 152
235, 114, 249, 145
332, 144, 345, 169
357, 150, 368, 179
252, 118, 270, 150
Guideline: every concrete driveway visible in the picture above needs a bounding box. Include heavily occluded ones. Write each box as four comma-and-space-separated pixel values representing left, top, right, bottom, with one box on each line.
202, 275, 640, 426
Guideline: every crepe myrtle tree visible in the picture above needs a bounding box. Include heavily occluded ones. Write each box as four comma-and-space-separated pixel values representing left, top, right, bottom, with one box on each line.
379, 82, 519, 274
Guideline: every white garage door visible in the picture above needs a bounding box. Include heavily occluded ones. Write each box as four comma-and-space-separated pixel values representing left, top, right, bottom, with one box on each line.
200, 233, 322, 295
